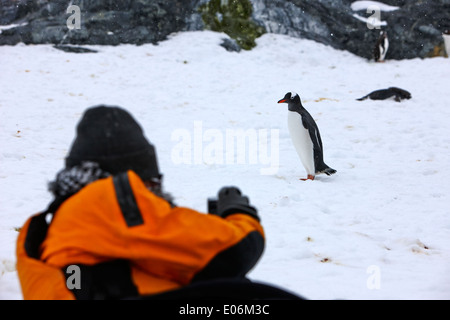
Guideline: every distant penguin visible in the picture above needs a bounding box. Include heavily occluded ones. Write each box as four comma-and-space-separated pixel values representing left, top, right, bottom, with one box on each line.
443, 30, 450, 57
278, 92, 337, 181
357, 87, 411, 102
374, 31, 388, 62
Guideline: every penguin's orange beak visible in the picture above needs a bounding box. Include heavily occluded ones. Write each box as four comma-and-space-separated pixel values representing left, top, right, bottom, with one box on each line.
278, 99, 287, 103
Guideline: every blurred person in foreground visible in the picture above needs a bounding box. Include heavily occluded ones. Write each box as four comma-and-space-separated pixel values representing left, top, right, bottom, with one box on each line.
15, 105, 272, 300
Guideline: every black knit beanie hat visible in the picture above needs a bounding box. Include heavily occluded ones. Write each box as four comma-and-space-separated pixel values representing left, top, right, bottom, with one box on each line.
65, 105, 160, 181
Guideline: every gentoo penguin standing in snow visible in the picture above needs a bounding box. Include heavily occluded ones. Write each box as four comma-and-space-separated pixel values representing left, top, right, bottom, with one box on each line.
278, 92, 336, 181
373, 31, 389, 62
443, 30, 450, 57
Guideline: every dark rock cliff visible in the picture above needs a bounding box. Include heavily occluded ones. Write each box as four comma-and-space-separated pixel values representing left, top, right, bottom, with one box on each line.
1, 0, 449, 59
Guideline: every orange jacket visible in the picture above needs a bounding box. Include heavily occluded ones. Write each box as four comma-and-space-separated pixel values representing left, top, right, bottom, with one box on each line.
16, 170, 265, 300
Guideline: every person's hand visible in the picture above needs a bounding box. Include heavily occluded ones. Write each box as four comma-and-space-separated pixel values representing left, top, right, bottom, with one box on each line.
214, 186, 259, 221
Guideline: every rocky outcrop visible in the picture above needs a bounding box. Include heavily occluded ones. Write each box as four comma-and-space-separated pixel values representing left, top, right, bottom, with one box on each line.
0, 0, 198, 46
1, 0, 449, 60
250, 0, 450, 60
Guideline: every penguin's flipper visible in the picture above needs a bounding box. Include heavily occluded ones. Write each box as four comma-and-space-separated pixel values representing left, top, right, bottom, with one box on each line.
302, 114, 324, 151
302, 113, 336, 178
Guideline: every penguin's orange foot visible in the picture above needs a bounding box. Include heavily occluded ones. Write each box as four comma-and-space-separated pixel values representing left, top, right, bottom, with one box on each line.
300, 175, 315, 181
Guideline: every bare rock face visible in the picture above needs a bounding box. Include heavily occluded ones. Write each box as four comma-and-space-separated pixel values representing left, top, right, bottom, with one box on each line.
1, 0, 449, 60
250, 0, 450, 60
0, 0, 197, 46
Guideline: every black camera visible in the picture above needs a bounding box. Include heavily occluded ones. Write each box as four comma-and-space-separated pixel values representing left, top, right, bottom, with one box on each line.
207, 197, 218, 215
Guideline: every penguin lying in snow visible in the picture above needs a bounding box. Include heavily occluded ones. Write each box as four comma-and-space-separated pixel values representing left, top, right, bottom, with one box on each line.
357, 87, 411, 102
374, 31, 388, 62
278, 92, 337, 181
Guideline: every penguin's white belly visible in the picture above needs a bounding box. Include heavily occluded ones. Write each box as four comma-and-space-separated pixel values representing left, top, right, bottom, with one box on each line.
380, 38, 388, 60
288, 112, 315, 175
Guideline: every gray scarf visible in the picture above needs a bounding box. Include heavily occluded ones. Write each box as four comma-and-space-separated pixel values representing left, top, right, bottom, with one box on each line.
48, 161, 110, 197
48, 161, 176, 207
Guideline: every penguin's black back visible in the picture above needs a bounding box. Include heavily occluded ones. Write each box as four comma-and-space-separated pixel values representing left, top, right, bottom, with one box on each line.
297, 108, 335, 175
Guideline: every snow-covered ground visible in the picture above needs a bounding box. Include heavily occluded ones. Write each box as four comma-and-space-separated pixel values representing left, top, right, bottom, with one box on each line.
1, 31, 449, 300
